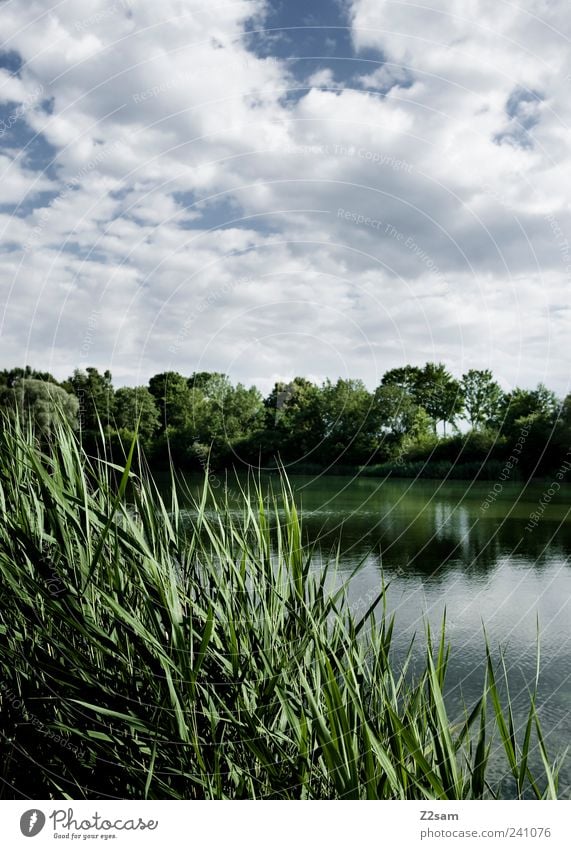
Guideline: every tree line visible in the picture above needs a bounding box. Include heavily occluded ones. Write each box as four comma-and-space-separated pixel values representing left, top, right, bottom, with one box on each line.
1, 363, 569, 477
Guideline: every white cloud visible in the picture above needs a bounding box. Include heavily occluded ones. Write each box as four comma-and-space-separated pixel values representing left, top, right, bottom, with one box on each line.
0, 0, 569, 397
0, 151, 53, 203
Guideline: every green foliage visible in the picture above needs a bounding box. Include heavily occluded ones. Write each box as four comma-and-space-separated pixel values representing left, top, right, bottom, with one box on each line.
364, 428, 510, 479
361, 459, 508, 481
320, 378, 380, 463
491, 385, 560, 476
114, 386, 159, 442
189, 374, 264, 445
0, 365, 59, 388
180, 375, 265, 465
380, 364, 464, 436
414, 362, 464, 434
461, 369, 504, 429
65, 367, 115, 433
375, 384, 433, 445
0, 378, 78, 432
498, 384, 559, 436
263, 377, 325, 462
552, 394, 571, 456
0, 418, 563, 799
148, 371, 192, 431
381, 365, 423, 393
0, 362, 566, 478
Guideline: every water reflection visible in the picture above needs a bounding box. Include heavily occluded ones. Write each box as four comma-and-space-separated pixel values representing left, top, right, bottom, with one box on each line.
291, 476, 571, 578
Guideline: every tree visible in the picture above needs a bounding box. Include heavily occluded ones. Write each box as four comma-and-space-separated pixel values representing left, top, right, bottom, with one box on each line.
0, 366, 59, 388
380, 362, 464, 435
1, 378, 78, 433
266, 378, 317, 425
188, 371, 229, 394
187, 375, 265, 461
148, 371, 192, 432
381, 365, 422, 393
495, 384, 560, 477
221, 383, 265, 442
321, 378, 379, 464
187, 372, 233, 438
374, 384, 432, 446
65, 367, 115, 433
114, 387, 159, 441
263, 378, 325, 461
551, 393, 571, 460
497, 384, 559, 436
461, 369, 504, 429
414, 362, 464, 435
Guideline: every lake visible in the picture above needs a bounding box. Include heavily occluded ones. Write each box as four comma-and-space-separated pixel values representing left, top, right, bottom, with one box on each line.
178, 472, 571, 795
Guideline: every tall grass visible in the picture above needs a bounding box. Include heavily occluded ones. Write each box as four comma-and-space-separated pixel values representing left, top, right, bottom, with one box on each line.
0, 415, 564, 799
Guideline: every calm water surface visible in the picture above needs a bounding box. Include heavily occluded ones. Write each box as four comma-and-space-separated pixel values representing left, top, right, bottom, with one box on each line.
180, 473, 571, 794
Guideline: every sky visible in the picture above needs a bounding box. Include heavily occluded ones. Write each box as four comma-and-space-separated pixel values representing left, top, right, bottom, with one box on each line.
0, 0, 570, 395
